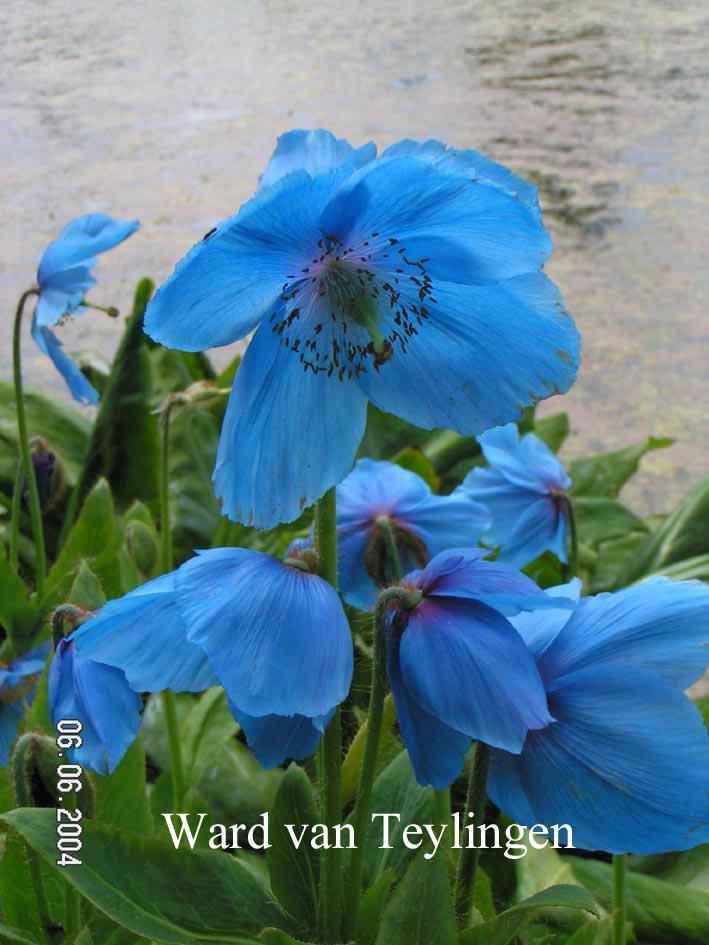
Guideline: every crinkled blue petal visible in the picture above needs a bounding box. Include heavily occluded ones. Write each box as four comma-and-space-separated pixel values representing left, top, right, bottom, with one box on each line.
72, 572, 218, 693
0, 703, 24, 767
358, 275, 579, 435
37, 214, 139, 285
144, 170, 338, 351
213, 320, 368, 527
31, 322, 99, 406
48, 639, 143, 775
539, 578, 709, 689
476, 424, 571, 492
509, 580, 581, 665
33, 266, 96, 329
321, 156, 552, 285
386, 635, 471, 789
0, 640, 52, 692
397, 597, 553, 753
177, 548, 353, 719
258, 129, 376, 193
488, 664, 709, 853
229, 700, 334, 769
494, 495, 567, 569
380, 139, 539, 208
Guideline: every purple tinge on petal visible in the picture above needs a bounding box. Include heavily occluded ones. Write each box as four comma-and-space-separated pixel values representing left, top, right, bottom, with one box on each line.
229, 700, 334, 769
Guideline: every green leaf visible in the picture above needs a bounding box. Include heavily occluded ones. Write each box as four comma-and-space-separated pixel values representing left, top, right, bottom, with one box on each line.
267, 765, 320, 932
356, 871, 396, 945
73, 279, 160, 513
572, 856, 709, 945
181, 688, 239, 789
460, 885, 599, 945
374, 853, 456, 945
0, 541, 36, 655
620, 476, 709, 585
3, 808, 282, 944
0, 830, 47, 944
342, 694, 399, 806
640, 553, 709, 584
534, 412, 570, 452
391, 447, 440, 492
564, 919, 613, 945
258, 931, 320, 945
93, 735, 153, 835
573, 497, 649, 546
0, 921, 41, 945
569, 436, 673, 498
67, 561, 107, 611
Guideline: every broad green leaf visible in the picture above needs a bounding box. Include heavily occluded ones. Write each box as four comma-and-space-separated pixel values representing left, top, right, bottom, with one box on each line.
640, 553, 709, 584
589, 532, 651, 593
0, 830, 47, 944
472, 866, 495, 923
0, 921, 41, 944
569, 436, 673, 498
534, 412, 570, 452
564, 918, 613, 945
73, 279, 159, 513
391, 447, 439, 492
573, 497, 648, 546
460, 885, 599, 945
3, 808, 282, 944
342, 694, 399, 806
93, 735, 153, 835
629, 843, 709, 894
572, 857, 709, 945
267, 765, 320, 932
356, 871, 396, 945
182, 688, 239, 789
67, 561, 107, 611
374, 853, 456, 945
621, 476, 709, 585
258, 931, 320, 945
0, 541, 36, 654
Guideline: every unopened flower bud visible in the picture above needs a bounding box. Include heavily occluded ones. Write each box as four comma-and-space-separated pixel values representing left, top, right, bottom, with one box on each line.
125, 520, 158, 576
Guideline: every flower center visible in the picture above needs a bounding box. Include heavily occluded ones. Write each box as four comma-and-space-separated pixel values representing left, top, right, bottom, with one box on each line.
269, 232, 434, 381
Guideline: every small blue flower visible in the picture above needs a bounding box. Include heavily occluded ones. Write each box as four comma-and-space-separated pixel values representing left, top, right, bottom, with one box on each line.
336, 458, 490, 610
33, 214, 139, 405
488, 578, 709, 853
145, 129, 580, 528
385, 549, 572, 789
461, 422, 571, 568
72, 547, 353, 768
0, 641, 51, 766
48, 636, 143, 775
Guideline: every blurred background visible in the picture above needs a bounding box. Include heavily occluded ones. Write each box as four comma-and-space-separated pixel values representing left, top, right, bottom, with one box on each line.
1, 0, 706, 513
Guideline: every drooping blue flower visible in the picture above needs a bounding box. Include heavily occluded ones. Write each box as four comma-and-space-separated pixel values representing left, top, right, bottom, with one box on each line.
385, 549, 573, 789
72, 547, 353, 768
488, 578, 709, 853
336, 458, 490, 610
0, 641, 51, 766
461, 422, 571, 568
145, 129, 580, 528
48, 636, 143, 775
32, 213, 139, 405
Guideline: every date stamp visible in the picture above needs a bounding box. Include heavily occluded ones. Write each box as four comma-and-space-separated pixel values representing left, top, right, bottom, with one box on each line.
55, 719, 84, 866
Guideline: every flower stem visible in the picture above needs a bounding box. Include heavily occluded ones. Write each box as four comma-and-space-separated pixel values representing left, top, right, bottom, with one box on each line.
454, 741, 491, 926
9, 461, 23, 572
344, 585, 413, 939
612, 854, 627, 945
12, 288, 46, 598
560, 495, 579, 582
375, 514, 404, 583
315, 487, 342, 943
164, 689, 186, 810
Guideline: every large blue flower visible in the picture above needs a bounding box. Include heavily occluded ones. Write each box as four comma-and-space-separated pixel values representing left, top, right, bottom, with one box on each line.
48, 637, 143, 775
336, 458, 490, 610
72, 547, 353, 768
32, 213, 139, 405
0, 641, 51, 766
384, 549, 573, 789
145, 129, 580, 528
488, 578, 709, 853
461, 422, 571, 567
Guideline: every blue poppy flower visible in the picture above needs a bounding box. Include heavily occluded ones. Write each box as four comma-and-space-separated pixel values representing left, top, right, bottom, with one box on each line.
48, 636, 143, 775
73, 547, 353, 768
32, 213, 139, 405
488, 578, 709, 853
336, 458, 490, 610
461, 422, 571, 568
144, 129, 580, 528
385, 549, 573, 789
0, 641, 51, 766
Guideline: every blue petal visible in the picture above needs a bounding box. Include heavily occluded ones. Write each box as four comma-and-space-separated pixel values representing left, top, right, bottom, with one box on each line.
396, 597, 553, 752
476, 423, 571, 492
72, 573, 218, 693
258, 129, 376, 192
0, 704, 24, 766
498, 496, 567, 569
33, 265, 96, 328
320, 156, 552, 285
48, 639, 142, 775
1, 640, 52, 692
508, 580, 581, 664
539, 578, 709, 689
37, 215, 139, 285
145, 170, 337, 352
176, 548, 353, 719
380, 139, 539, 208
358, 274, 579, 435
387, 637, 471, 789
31, 322, 99, 406
488, 664, 709, 853
230, 701, 334, 769
213, 320, 368, 527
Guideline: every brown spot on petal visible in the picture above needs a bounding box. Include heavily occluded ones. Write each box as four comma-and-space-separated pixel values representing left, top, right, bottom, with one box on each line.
556, 348, 572, 364
299, 495, 307, 510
